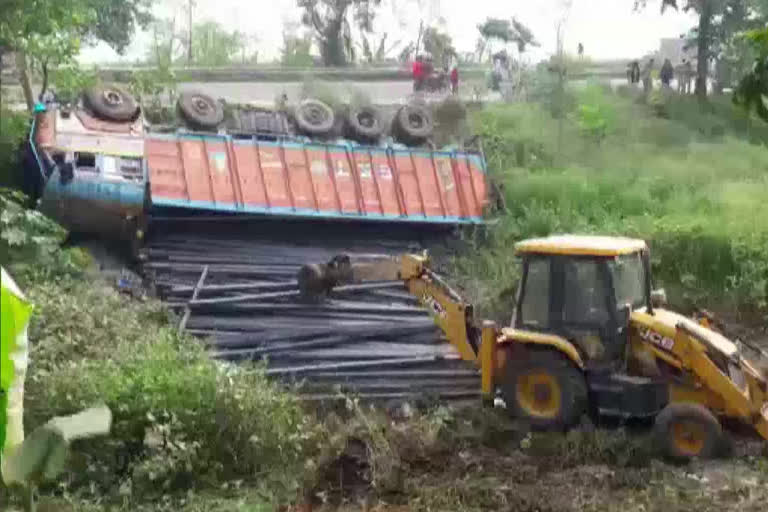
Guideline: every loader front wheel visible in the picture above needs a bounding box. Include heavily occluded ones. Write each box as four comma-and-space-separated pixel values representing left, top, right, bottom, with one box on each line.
502, 348, 587, 430
654, 403, 722, 461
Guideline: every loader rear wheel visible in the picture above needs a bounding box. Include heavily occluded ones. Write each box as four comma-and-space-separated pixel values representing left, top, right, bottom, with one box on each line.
501, 348, 587, 430
654, 403, 722, 461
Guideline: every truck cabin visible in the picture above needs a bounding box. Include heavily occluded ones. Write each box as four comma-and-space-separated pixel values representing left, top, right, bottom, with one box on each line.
512, 236, 654, 366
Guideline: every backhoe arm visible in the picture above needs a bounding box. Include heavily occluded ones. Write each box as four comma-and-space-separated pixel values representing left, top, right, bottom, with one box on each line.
297, 252, 481, 364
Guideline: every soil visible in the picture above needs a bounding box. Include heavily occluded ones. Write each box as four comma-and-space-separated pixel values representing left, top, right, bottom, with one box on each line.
313, 432, 768, 512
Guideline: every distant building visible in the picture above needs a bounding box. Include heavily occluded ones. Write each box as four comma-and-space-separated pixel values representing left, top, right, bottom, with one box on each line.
659, 38, 696, 65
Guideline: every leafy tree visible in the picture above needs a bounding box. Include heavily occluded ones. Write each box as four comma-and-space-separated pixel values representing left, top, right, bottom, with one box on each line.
0, 0, 151, 110
638, 0, 768, 97
191, 21, 246, 67
146, 17, 186, 67
297, 0, 381, 66
636, 1, 729, 97
281, 31, 315, 67
477, 17, 538, 62
422, 26, 455, 67
733, 27, 768, 120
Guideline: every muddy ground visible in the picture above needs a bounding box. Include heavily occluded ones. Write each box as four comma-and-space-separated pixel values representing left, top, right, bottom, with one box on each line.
307, 406, 768, 512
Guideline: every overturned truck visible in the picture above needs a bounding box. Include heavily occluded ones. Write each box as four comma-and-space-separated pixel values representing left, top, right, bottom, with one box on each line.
22, 85, 492, 401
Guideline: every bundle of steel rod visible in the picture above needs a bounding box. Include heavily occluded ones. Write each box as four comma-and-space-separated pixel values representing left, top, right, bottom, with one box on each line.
140, 215, 480, 401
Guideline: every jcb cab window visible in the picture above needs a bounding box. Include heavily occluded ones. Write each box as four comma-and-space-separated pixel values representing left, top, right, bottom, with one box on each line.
563, 259, 610, 325
520, 258, 550, 328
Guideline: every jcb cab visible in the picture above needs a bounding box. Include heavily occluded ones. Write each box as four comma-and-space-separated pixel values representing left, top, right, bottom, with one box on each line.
300, 235, 768, 460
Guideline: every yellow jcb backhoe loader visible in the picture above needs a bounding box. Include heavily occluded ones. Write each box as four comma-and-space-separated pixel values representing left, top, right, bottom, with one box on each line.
298, 235, 768, 460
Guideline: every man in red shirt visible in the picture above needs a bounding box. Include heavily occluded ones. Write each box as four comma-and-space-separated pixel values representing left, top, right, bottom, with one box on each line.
412, 55, 424, 92
450, 65, 459, 94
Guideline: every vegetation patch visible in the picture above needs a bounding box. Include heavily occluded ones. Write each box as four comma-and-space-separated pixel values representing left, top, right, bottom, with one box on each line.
459, 85, 768, 322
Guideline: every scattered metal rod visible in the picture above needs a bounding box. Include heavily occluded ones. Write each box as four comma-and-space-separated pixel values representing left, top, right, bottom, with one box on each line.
178, 265, 208, 333
207, 322, 437, 349
296, 390, 482, 401
168, 281, 299, 295
265, 356, 444, 376
298, 369, 479, 380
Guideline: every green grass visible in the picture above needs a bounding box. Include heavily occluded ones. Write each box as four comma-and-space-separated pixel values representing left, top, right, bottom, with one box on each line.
459, 85, 768, 320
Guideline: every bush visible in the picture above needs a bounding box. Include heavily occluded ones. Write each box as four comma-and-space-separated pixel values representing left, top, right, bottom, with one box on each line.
21, 275, 322, 505
464, 89, 768, 318
0, 189, 91, 283
0, 108, 29, 188
0, 192, 322, 508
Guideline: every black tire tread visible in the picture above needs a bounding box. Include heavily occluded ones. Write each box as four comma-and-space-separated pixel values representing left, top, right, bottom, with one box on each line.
502, 347, 587, 430
346, 105, 383, 143
82, 84, 139, 122
294, 98, 336, 136
176, 91, 224, 130
653, 402, 722, 461
392, 104, 433, 146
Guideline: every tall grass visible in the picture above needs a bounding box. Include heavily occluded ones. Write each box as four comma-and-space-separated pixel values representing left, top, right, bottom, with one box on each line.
461, 85, 768, 319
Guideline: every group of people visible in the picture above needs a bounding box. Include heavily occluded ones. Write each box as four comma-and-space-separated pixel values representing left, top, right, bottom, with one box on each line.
412, 54, 459, 94
627, 57, 695, 95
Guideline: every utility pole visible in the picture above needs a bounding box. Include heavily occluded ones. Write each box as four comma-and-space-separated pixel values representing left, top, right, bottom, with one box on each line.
187, 0, 195, 64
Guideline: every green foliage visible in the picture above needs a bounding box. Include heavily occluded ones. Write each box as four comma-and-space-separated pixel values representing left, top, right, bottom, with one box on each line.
422, 26, 455, 66
128, 64, 177, 121
574, 84, 617, 143
734, 27, 768, 121
0, 108, 28, 188
281, 32, 314, 67
477, 17, 538, 53
191, 21, 247, 67
50, 64, 99, 104
465, 88, 768, 320
22, 275, 322, 506
0, 190, 90, 283
2, 0, 151, 106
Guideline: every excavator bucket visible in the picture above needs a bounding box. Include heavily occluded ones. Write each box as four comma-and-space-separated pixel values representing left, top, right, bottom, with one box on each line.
297, 254, 403, 301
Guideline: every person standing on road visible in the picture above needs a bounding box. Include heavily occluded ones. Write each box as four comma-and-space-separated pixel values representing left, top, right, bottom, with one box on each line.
660, 58, 674, 89
642, 58, 654, 94
450, 65, 459, 94
683, 60, 694, 94
412, 55, 424, 92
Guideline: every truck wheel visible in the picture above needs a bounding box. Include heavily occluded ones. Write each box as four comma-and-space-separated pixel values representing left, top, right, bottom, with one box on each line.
83, 85, 139, 122
346, 105, 383, 143
501, 348, 587, 430
177, 91, 224, 130
653, 403, 722, 461
294, 98, 336, 136
392, 104, 433, 145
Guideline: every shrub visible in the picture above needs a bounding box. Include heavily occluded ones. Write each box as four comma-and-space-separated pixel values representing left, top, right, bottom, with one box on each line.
0, 108, 29, 188
21, 275, 323, 505
0, 189, 91, 283
465, 89, 768, 317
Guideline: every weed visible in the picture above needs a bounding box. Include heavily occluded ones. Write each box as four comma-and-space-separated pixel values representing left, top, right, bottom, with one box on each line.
464, 88, 768, 318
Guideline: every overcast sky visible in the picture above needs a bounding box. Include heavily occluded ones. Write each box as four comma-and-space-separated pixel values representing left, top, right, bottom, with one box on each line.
78, 0, 698, 64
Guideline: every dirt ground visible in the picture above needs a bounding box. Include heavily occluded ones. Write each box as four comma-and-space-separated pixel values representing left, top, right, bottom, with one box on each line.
303, 398, 768, 512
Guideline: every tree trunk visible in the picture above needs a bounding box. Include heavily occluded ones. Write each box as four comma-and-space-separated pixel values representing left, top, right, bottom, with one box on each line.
321, 18, 346, 66
16, 51, 35, 111
695, 3, 712, 99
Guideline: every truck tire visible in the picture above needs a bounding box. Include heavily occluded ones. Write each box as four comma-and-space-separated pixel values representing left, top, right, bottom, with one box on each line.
392, 104, 433, 145
653, 403, 723, 461
501, 348, 587, 430
83, 85, 139, 122
294, 98, 336, 136
346, 105, 383, 143
177, 91, 224, 130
